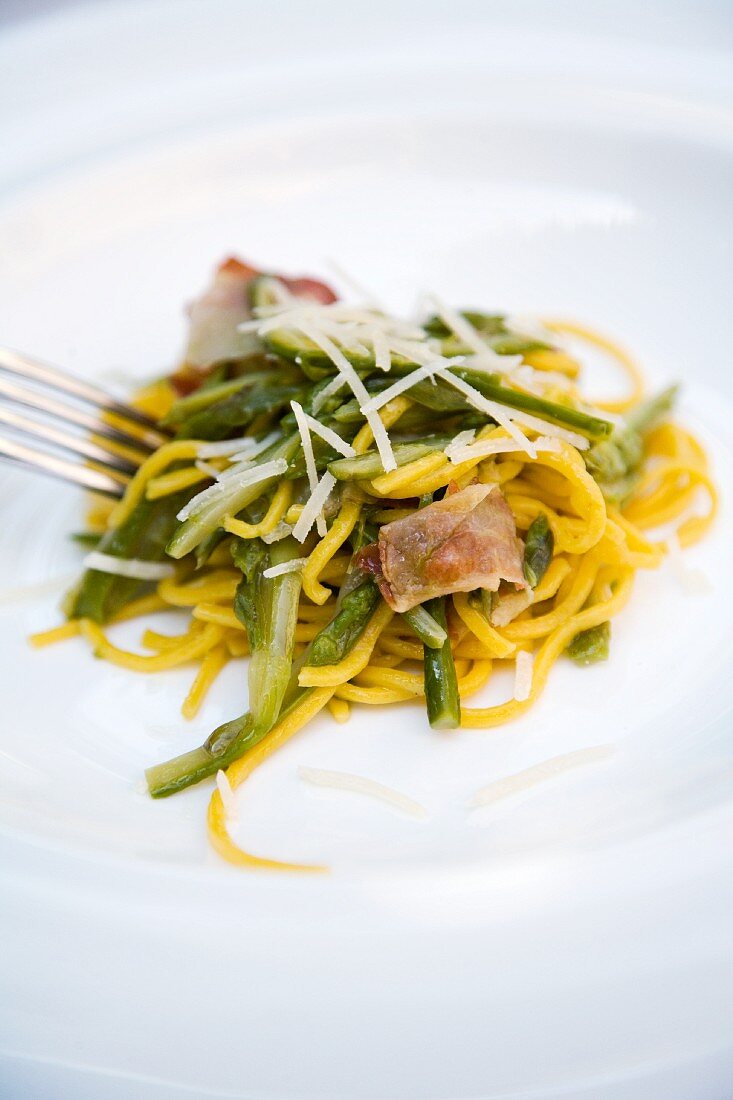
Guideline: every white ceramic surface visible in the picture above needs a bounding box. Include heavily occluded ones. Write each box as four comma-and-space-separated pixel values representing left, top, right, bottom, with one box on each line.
1, 3, 733, 1098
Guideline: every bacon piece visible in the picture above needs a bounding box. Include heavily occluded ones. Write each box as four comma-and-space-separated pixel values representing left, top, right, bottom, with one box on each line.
377, 484, 526, 613
278, 275, 337, 304
184, 257, 261, 370
183, 258, 338, 371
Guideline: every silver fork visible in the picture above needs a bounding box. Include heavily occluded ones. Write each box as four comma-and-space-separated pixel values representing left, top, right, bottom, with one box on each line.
0, 347, 172, 498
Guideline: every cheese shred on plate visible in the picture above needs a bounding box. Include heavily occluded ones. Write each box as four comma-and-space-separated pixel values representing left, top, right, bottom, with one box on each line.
298, 766, 428, 820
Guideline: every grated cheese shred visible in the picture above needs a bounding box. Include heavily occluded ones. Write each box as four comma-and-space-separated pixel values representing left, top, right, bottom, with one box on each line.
262, 559, 308, 580
298, 766, 428, 819
513, 650, 534, 701
83, 552, 174, 581
469, 745, 614, 808
216, 769, 239, 820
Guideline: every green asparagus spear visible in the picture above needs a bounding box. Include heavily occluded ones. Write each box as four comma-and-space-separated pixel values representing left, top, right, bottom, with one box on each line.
163, 375, 270, 426
232, 536, 303, 734
523, 514, 554, 588
69, 486, 192, 623
585, 386, 677, 503
566, 622, 610, 665
409, 369, 613, 440
146, 566, 380, 797
177, 382, 307, 440
306, 577, 381, 667
402, 605, 447, 649
423, 597, 460, 729
70, 531, 103, 549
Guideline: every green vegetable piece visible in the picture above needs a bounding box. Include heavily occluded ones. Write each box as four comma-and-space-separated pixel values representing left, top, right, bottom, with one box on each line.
306, 577, 381, 667
147, 573, 379, 797
523, 514, 554, 588
423, 597, 461, 729
423, 311, 508, 338
70, 531, 103, 549
177, 382, 306, 441
585, 386, 677, 503
264, 327, 413, 380
405, 371, 612, 440
146, 687, 313, 799
163, 376, 263, 426
328, 437, 451, 482
233, 537, 303, 735
402, 605, 447, 649
69, 487, 191, 623
566, 622, 611, 665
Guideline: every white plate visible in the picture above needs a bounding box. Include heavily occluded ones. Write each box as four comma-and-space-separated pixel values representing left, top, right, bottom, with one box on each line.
1, 3, 733, 1098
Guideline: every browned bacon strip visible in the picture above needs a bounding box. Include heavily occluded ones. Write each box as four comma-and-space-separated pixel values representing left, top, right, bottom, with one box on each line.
377, 484, 526, 613
182, 257, 337, 372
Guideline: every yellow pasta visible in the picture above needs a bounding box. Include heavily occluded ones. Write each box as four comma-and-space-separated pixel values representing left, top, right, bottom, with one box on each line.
109, 440, 202, 527
544, 319, 644, 413
223, 480, 293, 540
79, 619, 223, 672
182, 644, 228, 719
207, 688, 335, 871
301, 496, 361, 605
298, 604, 394, 687
33, 287, 716, 874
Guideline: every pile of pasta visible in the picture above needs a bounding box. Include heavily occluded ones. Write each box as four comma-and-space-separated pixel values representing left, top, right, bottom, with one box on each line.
32, 321, 717, 870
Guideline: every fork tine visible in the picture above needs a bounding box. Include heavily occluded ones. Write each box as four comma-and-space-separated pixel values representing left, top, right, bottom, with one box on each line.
0, 404, 139, 474
0, 373, 167, 453
0, 346, 165, 434
0, 434, 127, 497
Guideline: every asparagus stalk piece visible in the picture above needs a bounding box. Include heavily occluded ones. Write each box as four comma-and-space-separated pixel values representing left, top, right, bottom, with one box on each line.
402, 605, 448, 649
523, 513, 554, 588
233, 536, 303, 735
566, 622, 610, 665
423, 597, 461, 729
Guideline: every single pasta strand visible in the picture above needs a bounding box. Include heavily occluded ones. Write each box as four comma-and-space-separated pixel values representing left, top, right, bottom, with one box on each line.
207, 687, 335, 871
110, 593, 172, 622
457, 659, 493, 698
351, 396, 411, 456
452, 593, 516, 659
182, 644, 228, 719
335, 682, 415, 704
146, 465, 209, 501
368, 452, 446, 496
28, 620, 82, 648
142, 623, 200, 651
522, 348, 580, 379
378, 636, 424, 661
157, 571, 239, 608
192, 603, 242, 630
544, 319, 644, 413
327, 697, 351, 723
532, 557, 573, 602
223, 480, 293, 539
301, 497, 361, 605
